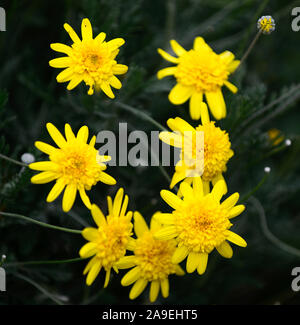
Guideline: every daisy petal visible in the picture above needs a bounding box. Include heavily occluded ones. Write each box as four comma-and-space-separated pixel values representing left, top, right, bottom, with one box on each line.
197, 252, 208, 275
186, 252, 200, 273
31, 171, 57, 184
46, 179, 65, 202
134, 211, 149, 237
81, 18, 93, 40
121, 266, 140, 286
86, 260, 102, 286
216, 241, 233, 258
46, 123, 67, 148
160, 278, 169, 298
129, 278, 148, 300
91, 204, 106, 227
157, 48, 179, 64
150, 280, 160, 303
64, 23, 81, 44
168, 84, 193, 105
205, 89, 226, 120
157, 67, 177, 80
62, 183, 77, 212
226, 230, 247, 247
189, 92, 203, 120
50, 43, 73, 55
170, 39, 186, 56
160, 190, 183, 209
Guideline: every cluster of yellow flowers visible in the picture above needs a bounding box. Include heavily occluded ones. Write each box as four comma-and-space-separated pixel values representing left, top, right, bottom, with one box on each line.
29, 18, 247, 302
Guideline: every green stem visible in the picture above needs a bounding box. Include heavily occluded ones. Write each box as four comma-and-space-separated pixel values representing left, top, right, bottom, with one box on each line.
115, 101, 167, 131
239, 171, 269, 204
5, 257, 86, 268
0, 153, 28, 167
0, 211, 82, 234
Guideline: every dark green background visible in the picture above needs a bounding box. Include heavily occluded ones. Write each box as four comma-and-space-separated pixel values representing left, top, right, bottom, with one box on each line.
0, 0, 299, 305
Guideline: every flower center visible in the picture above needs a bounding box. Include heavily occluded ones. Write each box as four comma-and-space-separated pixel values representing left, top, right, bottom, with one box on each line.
95, 217, 133, 270
50, 141, 104, 188
174, 49, 229, 92
179, 122, 233, 181
175, 196, 232, 253
134, 232, 177, 281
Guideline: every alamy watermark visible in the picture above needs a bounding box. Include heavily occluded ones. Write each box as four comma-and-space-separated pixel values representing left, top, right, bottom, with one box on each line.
291, 267, 300, 292
0, 7, 5, 32
96, 123, 204, 177
292, 7, 300, 31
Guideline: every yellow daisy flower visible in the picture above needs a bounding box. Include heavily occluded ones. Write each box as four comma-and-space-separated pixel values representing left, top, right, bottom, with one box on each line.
29, 123, 116, 212
79, 188, 133, 287
159, 103, 233, 190
154, 178, 247, 275
49, 18, 128, 97
116, 212, 184, 302
157, 37, 240, 120
267, 128, 284, 146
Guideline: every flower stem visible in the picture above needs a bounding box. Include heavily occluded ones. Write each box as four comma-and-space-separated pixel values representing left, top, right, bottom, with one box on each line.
0, 153, 28, 167
239, 171, 269, 204
236, 29, 262, 71
5, 257, 86, 268
0, 211, 82, 234
115, 101, 167, 131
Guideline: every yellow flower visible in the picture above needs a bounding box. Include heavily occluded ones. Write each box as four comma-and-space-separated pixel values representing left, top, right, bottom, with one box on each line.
159, 103, 233, 190
154, 178, 247, 275
267, 128, 284, 146
49, 18, 128, 97
157, 37, 239, 120
116, 212, 184, 302
257, 16, 275, 34
29, 123, 116, 212
79, 188, 133, 287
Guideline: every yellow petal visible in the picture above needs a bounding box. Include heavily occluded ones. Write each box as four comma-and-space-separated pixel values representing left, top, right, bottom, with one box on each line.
189, 92, 203, 120
228, 60, 240, 73
221, 193, 239, 210
216, 241, 233, 258
160, 190, 183, 209
113, 188, 124, 217
168, 84, 193, 105
200, 102, 210, 125
81, 227, 99, 241
116, 256, 136, 269
170, 39, 186, 56
172, 245, 189, 264
193, 37, 212, 52
31, 171, 57, 184
56, 67, 74, 83
179, 182, 193, 199
219, 50, 235, 64
64, 23, 81, 43
159, 131, 183, 148
170, 170, 186, 189
157, 48, 179, 64
91, 204, 106, 227
46, 179, 65, 202
64, 124, 75, 141
224, 80, 238, 94
50, 43, 73, 55
79, 188, 92, 210
99, 172, 116, 185
121, 266, 140, 286
168, 117, 195, 133
100, 82, 115, 99
120, 195, 129, 217
157, 67, 176, 80
211, 180, 227, 202
46, 123, 67, 148
76, 125, 89, 143
192, 177, 203, 197
83, 256, 97, 275
205, 89, 226, 120
129, 278, 148, 300
81, 18, 93, 40
49, 57, 71, 68
197, 252, 208, 275
110, 76, 122, 89
95, 32, 106, 43
154, 213, 175, 225
29, 161, 57, 171
106, 38, 125, 50
212, 174, 227, 194
229, 205, 245, 219
160, 278, 169, 298
79, 242, 98, 258
149, 280, 160, 303
103, 268, 111, 288
34, 141, 57, 155
226, 230, 247, 247
203, 181, 210, 195
67, 76, 83, 90
134, 211, 149, 237
153, 225, 177, 240
62, 184, 77, 212
186, 252, 200, 273
112, 64, 128, 75
86, 260, 102, 286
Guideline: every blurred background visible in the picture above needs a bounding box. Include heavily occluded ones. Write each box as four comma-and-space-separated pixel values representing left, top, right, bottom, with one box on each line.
0, 0, 299, 305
